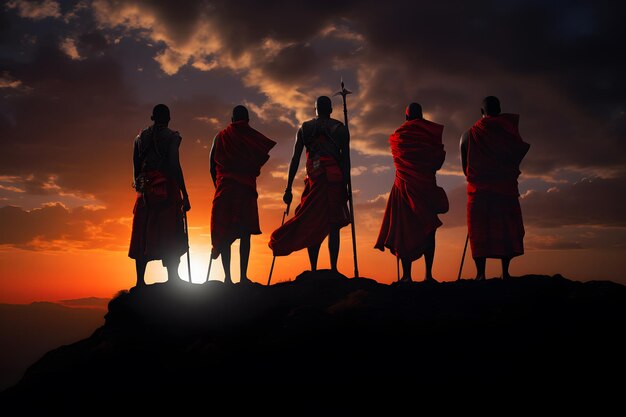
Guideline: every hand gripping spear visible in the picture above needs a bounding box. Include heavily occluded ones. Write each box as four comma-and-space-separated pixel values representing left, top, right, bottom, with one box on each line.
334, 78, 360, 278
267, 202, 290, 286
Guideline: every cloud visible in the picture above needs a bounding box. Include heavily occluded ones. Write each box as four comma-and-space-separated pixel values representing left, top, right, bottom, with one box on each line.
522, 176, 626, 228
6, 0, 61, 20
2, 0, 626, 263
0, 174, 98, 204
59, 37, 81, 60
0, 203, 128, 250
351, 166, 367, 176
0, 72, 22, 89
525, 234, 584, 251
0, 184, 25, 193
193, 116, 219, 126
371, 165, 391, 174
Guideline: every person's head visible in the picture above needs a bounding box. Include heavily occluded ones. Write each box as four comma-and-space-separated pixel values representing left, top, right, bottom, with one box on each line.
151, 104, 170, 125
231, 105, 249, 123
405, 102, 423, 121
315, 96, 332, 117
481, 96, 501, 117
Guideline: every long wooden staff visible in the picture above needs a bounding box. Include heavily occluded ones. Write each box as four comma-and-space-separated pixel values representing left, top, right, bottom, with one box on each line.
334, 78, 359, 278
267, 203, 290, 286
457, 233, 469, 280
183, 211, 192, 283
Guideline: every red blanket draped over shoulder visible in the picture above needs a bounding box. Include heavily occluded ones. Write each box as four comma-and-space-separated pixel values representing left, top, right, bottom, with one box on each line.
375, 118, 447, 261
211, 121, 275, 258
466, 114, 530, 258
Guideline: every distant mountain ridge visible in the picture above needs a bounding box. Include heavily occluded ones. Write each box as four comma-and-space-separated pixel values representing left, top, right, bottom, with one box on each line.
2, 271, 625, 412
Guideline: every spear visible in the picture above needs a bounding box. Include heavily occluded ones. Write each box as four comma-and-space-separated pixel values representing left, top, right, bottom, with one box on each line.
183, 211, 192, 283
267, 202, 290, 286
396, 254, 400, 282
206, 256, 212, 283
334, 78, 359, 278
457, 233, 469, 280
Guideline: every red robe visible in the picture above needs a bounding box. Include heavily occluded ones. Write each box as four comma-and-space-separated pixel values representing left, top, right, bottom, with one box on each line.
211, 121, 275, 258
129, 128, 187, 263
466, 114, 530, 258
375, 118, 447, 261
269, 154, 350, 257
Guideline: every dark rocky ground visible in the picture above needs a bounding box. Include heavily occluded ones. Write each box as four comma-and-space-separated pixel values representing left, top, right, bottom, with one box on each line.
2, 271, 625, 413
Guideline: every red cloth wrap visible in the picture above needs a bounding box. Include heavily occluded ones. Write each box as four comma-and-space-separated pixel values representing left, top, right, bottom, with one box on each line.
128, 172, 187, 263
269, 155, 350, 256
211, 121, 276, 258
466, 114, 530, 258
375, 118, 446, 261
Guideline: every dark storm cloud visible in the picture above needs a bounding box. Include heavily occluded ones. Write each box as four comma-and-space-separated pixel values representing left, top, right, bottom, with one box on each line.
261, 44, 319, 84
522, 176, 626, 228
0, 42, 138, 201
77, 31, 109, 55
348, 1, 626, 171
429, 176, 626, 230
0, 6, 15, 44
131, 0, 620, 172
207, 0, 353, 54
2, 0, 626, 249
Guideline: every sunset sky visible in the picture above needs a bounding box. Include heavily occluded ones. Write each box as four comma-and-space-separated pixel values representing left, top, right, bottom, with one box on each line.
1, 0, 625, 303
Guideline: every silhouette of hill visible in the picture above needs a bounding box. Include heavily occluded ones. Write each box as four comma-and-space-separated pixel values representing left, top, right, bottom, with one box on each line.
0, 301, 105, 391
1, 271, 625, 412
58, 297, 110, 309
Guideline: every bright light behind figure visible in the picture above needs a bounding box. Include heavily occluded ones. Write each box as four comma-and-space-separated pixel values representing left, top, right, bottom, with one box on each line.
177, 245, 249, 284
178, 247, 214, 284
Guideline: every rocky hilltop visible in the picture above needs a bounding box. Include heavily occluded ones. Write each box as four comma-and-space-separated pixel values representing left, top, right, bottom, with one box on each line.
2, 271, 625, 412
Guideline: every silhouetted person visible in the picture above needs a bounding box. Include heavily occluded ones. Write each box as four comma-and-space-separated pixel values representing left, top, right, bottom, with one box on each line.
269, 96, 350, 272
209, 105, 276, 284
129, 104, 191, 287
375, 103, 447, 282
460, 96, 530, 280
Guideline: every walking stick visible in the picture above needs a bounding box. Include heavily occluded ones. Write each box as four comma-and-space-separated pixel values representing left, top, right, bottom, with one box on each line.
334, 78, 360, 278
183, 210, 192, 283
267, 203, 290, 286
206, 256, 212, 283
457, 233, 469, 281
396, 255, 400, 282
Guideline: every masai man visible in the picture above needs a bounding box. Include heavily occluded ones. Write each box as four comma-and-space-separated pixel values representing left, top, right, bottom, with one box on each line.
269, 96, 350, 272
210, 105, 276, 284
129, 104, 191, 288
460, 96, 530, 280
375, 103, 447, 282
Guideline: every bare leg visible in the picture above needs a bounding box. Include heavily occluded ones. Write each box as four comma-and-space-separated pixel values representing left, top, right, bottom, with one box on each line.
400, 258, 413, 282
135, 259, 147, 287
307, 243, 321, 271
501, 257, 511, 280
474, 257, 486, 281
424, 232, 437, 282
165, 257, 182, 284
239, 234, 251, 283
329, 228, 340, 271
221, 245, 232, 284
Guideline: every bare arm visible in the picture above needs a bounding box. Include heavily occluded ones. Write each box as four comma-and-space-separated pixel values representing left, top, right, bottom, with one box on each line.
283, 128, 304, 205
209, 134, 218, 187
286, 128, 305, 191
460, 131, 469, 176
